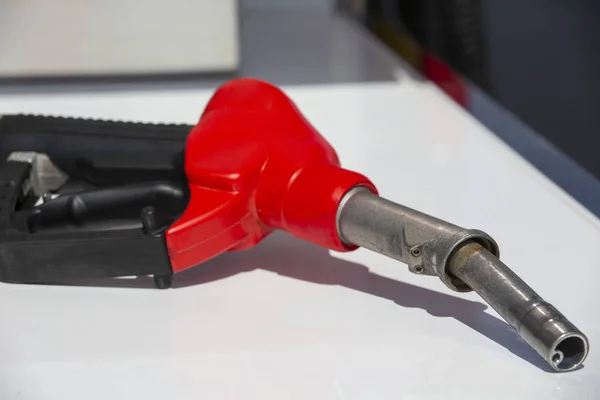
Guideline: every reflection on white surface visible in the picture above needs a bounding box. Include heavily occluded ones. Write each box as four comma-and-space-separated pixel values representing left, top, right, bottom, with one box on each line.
0, 82, 599, 399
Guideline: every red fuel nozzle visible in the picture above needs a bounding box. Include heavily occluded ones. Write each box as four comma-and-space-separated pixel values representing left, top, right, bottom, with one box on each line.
165, 79, 588, 373
0, 79, 587, 372
165, 78, 376, 272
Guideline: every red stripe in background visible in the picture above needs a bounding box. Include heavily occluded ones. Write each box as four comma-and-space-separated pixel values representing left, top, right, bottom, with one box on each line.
422, 52, 469, 108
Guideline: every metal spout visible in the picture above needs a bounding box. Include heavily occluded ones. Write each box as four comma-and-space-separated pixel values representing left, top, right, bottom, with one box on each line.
336, 187, 589, 372
447, 242, 588, 372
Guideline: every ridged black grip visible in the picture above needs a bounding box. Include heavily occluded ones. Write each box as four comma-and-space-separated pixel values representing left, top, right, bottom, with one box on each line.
0, 114, 192, 183
0, 114, 193, 140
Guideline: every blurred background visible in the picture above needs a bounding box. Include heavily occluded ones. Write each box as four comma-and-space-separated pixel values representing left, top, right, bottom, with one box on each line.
340, 0, 600, 191
1, 0, 599, 213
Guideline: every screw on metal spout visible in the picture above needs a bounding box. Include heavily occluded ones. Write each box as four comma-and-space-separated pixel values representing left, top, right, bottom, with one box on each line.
448, 242, 589, 372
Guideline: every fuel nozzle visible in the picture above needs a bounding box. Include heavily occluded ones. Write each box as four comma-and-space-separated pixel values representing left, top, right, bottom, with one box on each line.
336, 187, 589, 372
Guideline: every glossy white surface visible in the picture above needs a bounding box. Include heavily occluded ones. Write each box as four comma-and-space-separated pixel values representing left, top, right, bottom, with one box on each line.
0, 79, 599, 399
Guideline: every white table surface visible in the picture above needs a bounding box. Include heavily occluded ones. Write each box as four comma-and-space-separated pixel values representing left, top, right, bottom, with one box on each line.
0, 78, 599, 399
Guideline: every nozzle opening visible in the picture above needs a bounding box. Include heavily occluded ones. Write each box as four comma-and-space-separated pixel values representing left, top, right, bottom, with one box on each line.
552, 335, 588, 371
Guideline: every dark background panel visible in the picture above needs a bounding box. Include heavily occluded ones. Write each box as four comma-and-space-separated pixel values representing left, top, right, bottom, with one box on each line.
485, 0, 600, 180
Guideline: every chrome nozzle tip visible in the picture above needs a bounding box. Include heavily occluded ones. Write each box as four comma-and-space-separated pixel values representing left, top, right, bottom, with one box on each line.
518, 302, 589, 372
448, 242, 589, 372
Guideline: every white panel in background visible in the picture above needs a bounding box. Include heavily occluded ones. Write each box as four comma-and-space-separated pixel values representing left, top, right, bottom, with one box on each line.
0, 0, 239, 77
